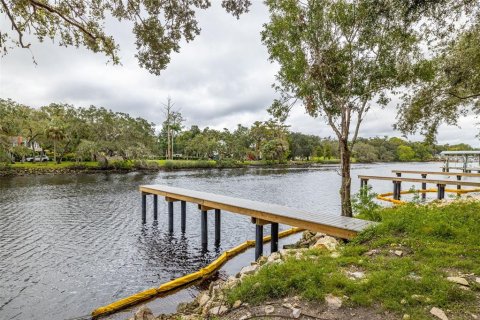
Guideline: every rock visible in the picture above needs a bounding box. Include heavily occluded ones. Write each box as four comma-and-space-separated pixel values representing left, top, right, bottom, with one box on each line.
365, 249, 379, 256
257, 255, 268, 265
468, 313, 478, 319
239, 312, 251, 320
265, 305, 275, 314
134, 306, 155, 320
240, 264, 258, 276
224, 276, 240, 289
394, 250, 404, 257
447, 276, 469, 286
209, 305, 228, 316
292, 308, 301, 318
347, 271, 365, 280
295, 252, 303, 260
403, 315, 411, 320
313, 236, 339, 251
400, 298, 407, 305
475, 277, 480, 284
279, 248, 307, 258
430, 307, 448, 320
267, 252, 281, 263
197, 292, 210, 307
232, 300, 242, 309
325, 294, 342, 310
282, 303, 293, 309
302, 230, 316, 240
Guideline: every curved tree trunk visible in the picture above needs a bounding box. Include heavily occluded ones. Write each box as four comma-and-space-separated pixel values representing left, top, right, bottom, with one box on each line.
339, 139, 353, 217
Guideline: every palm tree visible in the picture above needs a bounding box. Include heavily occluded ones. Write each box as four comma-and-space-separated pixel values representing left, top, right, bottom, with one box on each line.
46, 127, 65, 163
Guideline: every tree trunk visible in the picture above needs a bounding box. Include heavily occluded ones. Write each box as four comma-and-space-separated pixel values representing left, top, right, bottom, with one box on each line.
53, 141, 57, 163
339, 139, 353, 217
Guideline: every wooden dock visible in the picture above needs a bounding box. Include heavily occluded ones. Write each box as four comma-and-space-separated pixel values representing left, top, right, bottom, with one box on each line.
391, 170, 480, 178
358, 174, 480, 200
139, 185, 376, 260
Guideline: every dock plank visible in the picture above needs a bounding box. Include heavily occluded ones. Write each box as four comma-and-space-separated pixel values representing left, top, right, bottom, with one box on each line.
139, 185, 376, 239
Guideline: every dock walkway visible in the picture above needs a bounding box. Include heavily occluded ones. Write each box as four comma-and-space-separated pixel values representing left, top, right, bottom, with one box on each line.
139, 185, 376, 259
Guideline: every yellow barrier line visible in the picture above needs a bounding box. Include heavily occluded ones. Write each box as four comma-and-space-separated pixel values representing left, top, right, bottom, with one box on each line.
91, 227, 303, 318
376, 187, 480, 205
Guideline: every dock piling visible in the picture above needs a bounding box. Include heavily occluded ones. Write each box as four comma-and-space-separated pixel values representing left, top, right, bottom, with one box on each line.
393, 181, 401, 200
153, 195, 158, 220
255, 224, 264, 261
457, 175, 462, 190
271, 222, 279, 253
421, 174, 427, 199
201, 210, 208, 249
215, 209, 221, 245
168, 201, 174, 233
181, 201, 186, 233
141, 193, 147, 223
437, 184, 446, 200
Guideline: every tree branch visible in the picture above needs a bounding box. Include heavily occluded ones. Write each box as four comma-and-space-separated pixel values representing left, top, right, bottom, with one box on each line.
1, 0, 30, 48
28, 0, 99, 42
447, 91, 480, 100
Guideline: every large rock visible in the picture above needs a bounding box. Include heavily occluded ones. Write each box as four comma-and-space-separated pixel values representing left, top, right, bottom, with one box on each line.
197, 291, 210, 307
209, 305, 228, 316
292, 308, 301, 318
265, 305, 275, 314
430, 307, 449, 320
267, 252, 281, 263
239, 264, 258, 276
133, 306, 155, 320
447, 276, 469, 286
324, 294, 342, 310
313, 236, 339, 252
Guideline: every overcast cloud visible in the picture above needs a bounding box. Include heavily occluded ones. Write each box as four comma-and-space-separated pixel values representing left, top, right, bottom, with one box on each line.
0, 2, 478, 146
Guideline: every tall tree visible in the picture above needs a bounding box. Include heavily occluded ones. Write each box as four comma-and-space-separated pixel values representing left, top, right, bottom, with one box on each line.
0, 0, 251, 75
262, 0, 422, 216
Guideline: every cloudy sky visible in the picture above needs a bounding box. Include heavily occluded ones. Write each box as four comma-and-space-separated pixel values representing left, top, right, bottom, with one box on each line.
0, 1, 478, 146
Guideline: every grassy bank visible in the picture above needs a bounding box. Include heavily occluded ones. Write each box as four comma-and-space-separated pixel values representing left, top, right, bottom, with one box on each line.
1, 159, 345, 175
226, 201, 480, 319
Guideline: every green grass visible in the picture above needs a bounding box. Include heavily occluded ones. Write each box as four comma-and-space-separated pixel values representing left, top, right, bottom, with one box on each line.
227, 201, 480, 319
10, 161, 100, 169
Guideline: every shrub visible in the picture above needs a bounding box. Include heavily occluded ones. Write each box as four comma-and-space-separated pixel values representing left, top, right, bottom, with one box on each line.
164, 160, 216, 170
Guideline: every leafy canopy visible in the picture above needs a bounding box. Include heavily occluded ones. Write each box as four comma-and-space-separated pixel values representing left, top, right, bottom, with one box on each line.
262, 0, 422, 143
0, 0, 251, 75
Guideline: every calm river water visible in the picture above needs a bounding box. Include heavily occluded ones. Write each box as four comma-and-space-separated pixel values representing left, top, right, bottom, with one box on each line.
0, 162, 448, 320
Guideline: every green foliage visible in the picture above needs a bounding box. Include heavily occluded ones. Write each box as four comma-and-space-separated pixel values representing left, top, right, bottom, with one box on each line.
227, 202, 480, 318
397, 145, 416, 162
163, 160, 216, 170
351, 185, 381, 221
0, 1, 251, 75
353, 142, 378, 163
396, 13, 480, 142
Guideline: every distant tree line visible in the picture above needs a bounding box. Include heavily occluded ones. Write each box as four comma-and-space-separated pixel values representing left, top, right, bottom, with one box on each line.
0, 98, 475, 165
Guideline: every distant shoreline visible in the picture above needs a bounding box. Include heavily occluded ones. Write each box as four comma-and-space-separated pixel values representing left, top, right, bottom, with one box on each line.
0, 159, 438, 177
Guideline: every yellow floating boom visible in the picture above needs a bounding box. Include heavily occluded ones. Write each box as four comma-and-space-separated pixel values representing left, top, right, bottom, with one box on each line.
91, 227, 303, 318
